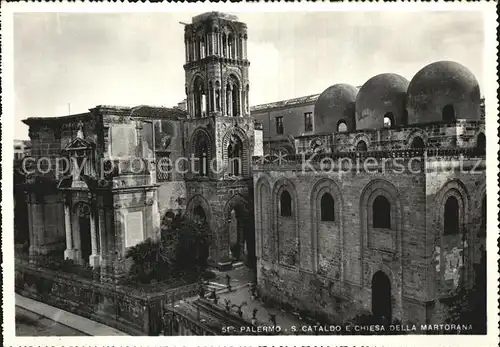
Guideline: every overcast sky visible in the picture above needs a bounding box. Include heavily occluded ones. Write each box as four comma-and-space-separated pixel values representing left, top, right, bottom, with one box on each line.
14, 11, 483, 139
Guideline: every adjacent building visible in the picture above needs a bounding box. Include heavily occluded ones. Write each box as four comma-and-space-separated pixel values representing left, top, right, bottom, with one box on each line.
253, 61, 486, 325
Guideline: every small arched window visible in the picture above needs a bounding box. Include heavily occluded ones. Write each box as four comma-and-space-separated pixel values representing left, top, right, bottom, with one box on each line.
444, 196, 459, 235
356, 140, 368, 152
477, 133, 486, 155
320, 193, 335, 221
442, 104, 456, 122
373, 195, 391, 229
411, 136, 425, 149
337, 120, 348, 133
383, 112, 394, 128
280, 190, 292, 217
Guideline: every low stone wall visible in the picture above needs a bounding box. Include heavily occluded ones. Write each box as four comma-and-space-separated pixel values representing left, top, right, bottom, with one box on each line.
15, 262, 199, 335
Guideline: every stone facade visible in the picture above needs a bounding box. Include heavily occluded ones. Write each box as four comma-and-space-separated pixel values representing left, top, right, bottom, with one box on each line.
20, 12, 260, 282
253, 61, 486, 326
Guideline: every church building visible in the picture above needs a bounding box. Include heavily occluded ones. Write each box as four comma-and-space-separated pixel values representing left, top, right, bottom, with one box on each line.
21, 12, 260, 282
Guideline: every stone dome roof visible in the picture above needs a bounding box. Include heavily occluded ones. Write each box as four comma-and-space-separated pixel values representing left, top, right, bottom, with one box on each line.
314, 84, 358, 133
355, 73, 409, 130
407, 61, 481, 125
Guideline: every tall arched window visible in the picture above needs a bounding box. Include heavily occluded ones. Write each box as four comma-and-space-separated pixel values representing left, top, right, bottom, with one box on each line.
411, 136, 425, 149
227, 135, 242, 176
280, 190, 292, 217
320, 193, 335, 221
193, 77, 205, 119
383, 112, 394, 128
373, 195, 391, 229
356, 140, 368, 152
442, 104, 456, 122
444, 196, 459, 235
222, 33, 227, 57
337, 120, 348, 132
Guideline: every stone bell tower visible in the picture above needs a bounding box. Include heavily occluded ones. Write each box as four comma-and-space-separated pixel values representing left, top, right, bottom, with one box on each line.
182, 12, 256, 269
183, 11, 250, 119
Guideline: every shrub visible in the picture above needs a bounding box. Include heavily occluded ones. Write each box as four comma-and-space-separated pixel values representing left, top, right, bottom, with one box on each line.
124, 213, 211, 285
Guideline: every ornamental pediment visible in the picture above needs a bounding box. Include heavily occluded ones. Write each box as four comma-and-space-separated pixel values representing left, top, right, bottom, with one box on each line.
64, 137, 94, 151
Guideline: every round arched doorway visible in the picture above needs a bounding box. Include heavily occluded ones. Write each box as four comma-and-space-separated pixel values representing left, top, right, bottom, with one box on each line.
371, 271, 392, 324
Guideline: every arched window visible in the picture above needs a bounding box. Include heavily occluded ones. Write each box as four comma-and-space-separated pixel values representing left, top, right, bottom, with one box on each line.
411, 136, 425, 149
444, 196, 459, 235
222, 33, 227, 57
477, 133, 486, 155
280, 190, 292, 217
193, 77, 205, 119
442, 104, 456, 122
356, 140, 368, 152
337, 120, 348, 132
480, 195, 486, 236
320, 193, 335, 221
383, 112, 394, 128
373, 195, 391, 229
227, 135, 243, 176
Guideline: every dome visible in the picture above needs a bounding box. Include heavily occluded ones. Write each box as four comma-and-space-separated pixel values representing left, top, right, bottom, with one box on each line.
314, 84, 358, 133
407, 61, 481, 125
355, 73, 409, 130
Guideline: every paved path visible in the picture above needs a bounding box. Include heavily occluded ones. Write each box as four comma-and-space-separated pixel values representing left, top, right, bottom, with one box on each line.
16, 294, 129, 336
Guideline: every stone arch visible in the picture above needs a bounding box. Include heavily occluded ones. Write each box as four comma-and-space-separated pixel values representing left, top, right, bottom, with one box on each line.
434, 179, 470, 235
359, 179, 403, 284
185, 194, 216, 260
255, 175, 272, 261
222, 126, 250, 177
352, 133, 371, 151
406, 129, 429, 148
190, 127, 213, 177
434, 179, 471, 286
223, 193, 254, 266
188, 72, 207, 93
272, 177, 299, 266
310, 178, 345, 278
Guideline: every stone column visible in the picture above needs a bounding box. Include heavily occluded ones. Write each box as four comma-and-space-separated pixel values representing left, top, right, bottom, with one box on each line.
63, 200, 76, 260
89, 208, 100, 267
239, 88, 243, 117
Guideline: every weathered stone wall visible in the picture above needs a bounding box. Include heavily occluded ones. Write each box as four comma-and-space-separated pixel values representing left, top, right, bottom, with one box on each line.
253, 146, 485, 325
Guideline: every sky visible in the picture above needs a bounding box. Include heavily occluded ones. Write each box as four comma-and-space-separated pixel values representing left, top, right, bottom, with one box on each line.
14, 11, 484, 139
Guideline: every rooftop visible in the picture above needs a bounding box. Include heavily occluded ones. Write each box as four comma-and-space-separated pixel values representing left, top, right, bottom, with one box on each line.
250, 94, 321, 113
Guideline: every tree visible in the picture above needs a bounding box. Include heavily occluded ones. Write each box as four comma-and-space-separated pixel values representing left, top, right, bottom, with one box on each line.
125, 212, 211, 284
